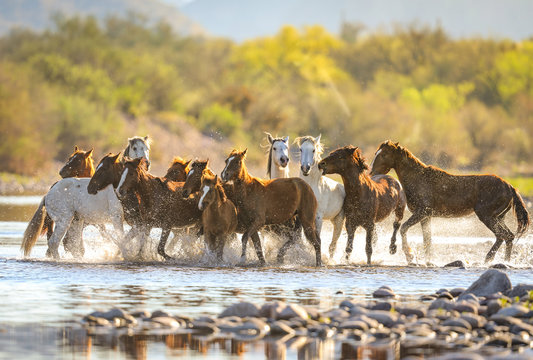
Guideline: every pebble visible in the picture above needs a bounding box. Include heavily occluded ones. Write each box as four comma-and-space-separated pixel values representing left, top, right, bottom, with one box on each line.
398, 306, 427, 318
372, 286, 397, 298
191, 321, 219, 334
151, 316, 180, 328
438, 291, 454, 300
278, 303, 308, 320
269, 321, 295, 336
453, 301, 478, 314
449, 287, 466, 298
496, 304, 530, 318
219, 302, 259, 318
339, 320, 369, 332
258, 301, 286, 319
429, 299, 456, 311
365, 310, 399, 328
370, 302, 393, 311
441, 318, 472, 330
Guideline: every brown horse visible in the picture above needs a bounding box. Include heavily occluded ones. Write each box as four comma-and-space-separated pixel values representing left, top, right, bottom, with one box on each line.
370, 140, 530, 263
115, 157, 201, 260
198, 169, 238, 262
221, 149, 322, 266
43, 146, 95, 255
318, 146, 409, 265
164, 157, 191, 182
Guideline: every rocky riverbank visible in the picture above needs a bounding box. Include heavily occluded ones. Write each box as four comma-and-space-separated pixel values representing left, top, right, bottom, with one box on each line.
80, 269, 533, 359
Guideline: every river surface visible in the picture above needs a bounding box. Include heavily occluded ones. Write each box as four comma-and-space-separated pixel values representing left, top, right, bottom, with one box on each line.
0, 196, 532, 359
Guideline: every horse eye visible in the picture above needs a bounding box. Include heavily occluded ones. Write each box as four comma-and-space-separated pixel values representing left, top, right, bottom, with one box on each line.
313, 150, 315, 153
133, 147, 137, 151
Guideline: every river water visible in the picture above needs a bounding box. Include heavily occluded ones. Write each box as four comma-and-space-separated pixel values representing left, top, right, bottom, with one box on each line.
0, 196, 532, 359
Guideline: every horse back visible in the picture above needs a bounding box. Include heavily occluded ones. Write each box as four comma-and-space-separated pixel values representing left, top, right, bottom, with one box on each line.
262, 177, 316, 223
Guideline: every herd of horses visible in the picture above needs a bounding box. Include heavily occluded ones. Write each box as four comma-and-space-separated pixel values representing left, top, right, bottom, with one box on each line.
21, 134, 530, 266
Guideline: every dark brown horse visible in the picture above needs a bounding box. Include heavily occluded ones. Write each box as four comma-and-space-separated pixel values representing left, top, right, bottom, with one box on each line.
221, 149, 322, 266
88, 154, 192, 258
198, 169, 238, 262
43, 146, 95, 255
370, 140, 530, 263
115, 157, 201, 260
318, 146, 409, 265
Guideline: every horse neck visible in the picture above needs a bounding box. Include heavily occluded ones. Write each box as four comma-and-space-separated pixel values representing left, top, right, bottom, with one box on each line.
338, 164, 369, 197
393, 151, 426, 185
133, 171, 158, 211
233, 164, 255, 196
270, 159, 289, 179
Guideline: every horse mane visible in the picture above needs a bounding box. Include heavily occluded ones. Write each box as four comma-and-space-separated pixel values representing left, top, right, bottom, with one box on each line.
265, 133, 288, 179
382, 140, 427, 169
294, 136, 324, 156
202, 168, 227, 202
228, 149, 268, 186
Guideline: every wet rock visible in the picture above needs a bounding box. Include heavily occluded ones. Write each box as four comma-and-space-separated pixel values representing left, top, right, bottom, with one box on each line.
441, 318, 472, 330
509, 322, 533, 336
82, 315, 111, 327
449, 287, 466, 298
195, 316, 217, 324
429, 299, 456, 311
459, 269, 512, 300
453, 301, 478, 314
397, 306, 426, 318
131, 310, 151, 319
219, 302, 259, 318
303, 306, 320, 320
151, 310, 173, 319
489, 315, 524, 327
351, 314, 380, 329
365, 310, 399, 328
278, 304, 308, 321
191, 321, 218, 334
486, 300, 503, 317
496, 304, 530, 318
234, 318, 269, 335
373, 286, 396, 298
438, 291, 454, 300
258, 301, 286, 319
371, 302, 393, 311
490, 263, 510, 269
443, 260, 465, 268
322, 308, 350, 320
485, 334, 512, 347
420, 294, 437, 301
151, 316, 180, 328
339, 320, 369, 332
460, 314, 486, 329
506, 284, 533, 299
459, 293, 479, 304
511, 335, 532, 347
346, 329, 368, 342
269, 321, 295, 336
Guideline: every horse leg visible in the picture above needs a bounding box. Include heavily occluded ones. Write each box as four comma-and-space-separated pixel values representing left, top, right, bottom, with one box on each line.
158, 228, 172, 260
344, 222, 357, 262
239, 231, 250, 264
328, 210, 344, 258
250, 231, 266, 266
46, 216, 74, 259
66, 220, 85, 258
421, 217, 432, 264
478, 214, 514, 263
276, 228, 298, 264
400, 212, 427, 264
216, 235, 227, 263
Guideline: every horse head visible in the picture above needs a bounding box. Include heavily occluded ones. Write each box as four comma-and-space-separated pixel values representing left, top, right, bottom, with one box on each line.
318, 145, 367, 175
182, 159, 208, 197
221, 149, 247, 182
60, 146, 94, 178
296, 135, 323, 176
370, 140, 400, 176
266, 133, 290, 176
87, 152, 122, 194
124, 135, 151, 169
116, 157, 149, 198
165, 157, 191, 182
198, 169, 220, 211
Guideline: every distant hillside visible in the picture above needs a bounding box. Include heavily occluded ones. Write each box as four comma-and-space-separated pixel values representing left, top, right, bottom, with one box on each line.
0, 0, 205, 35
179, 0, 533, 41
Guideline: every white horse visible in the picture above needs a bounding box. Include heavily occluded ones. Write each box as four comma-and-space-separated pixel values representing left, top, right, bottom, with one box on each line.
21, 136, 151, 259
266, 133, 290, 179
295, 135, 346, 258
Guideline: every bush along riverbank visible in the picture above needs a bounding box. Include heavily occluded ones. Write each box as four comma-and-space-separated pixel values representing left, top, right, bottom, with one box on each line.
81, 269, 533, 359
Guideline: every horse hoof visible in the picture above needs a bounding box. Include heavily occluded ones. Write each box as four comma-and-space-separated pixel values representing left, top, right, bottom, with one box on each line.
389, 244, 397, 254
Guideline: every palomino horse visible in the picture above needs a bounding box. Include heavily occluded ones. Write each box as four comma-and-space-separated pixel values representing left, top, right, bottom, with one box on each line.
198, 169, 238, 262
116, 158, 201, 260
22, 136, 152, 259
88, 154, 191, 259
318, 146, 409, 265
370, 140, 530, 263
295, 135, 345, 259
221, 149, 322, 266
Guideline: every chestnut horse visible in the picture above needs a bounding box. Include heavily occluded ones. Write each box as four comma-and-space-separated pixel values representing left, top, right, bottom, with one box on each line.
221, 149, 322, 266
115, 157, 201, 260
370, 140, 530, 263
198, 169, 238, 262
318, 146, 409, 265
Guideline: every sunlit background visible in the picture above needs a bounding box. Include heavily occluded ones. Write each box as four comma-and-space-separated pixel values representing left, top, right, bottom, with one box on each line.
0, 0, 532, 192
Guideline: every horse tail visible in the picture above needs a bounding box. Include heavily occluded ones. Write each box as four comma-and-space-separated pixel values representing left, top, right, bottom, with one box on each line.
40, 213, 53, 237
21, 198, 47, 257
510, 185, 530, 239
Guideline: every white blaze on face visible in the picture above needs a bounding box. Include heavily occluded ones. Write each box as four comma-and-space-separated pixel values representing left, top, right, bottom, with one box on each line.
272, 140, 289, 166
116, 168, 129, 194
95, 162, 104, 172
370, 149, 382, 169
198, 185, 210, 210
187, 169, 194, 179
222, 156, 234, 179
300, 141, 316, 168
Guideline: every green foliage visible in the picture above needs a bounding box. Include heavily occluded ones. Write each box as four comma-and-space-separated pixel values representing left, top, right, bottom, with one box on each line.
0, 16, 532, 179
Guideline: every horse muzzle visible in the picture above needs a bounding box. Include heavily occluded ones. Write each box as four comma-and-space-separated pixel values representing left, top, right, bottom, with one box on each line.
301, 165, 311, 176
279, 156, 289, 167
317, 162, 327, 175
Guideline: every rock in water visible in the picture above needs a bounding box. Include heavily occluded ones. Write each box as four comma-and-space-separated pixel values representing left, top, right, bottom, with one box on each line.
372, 286, 396, 298
443, 260, 465, 268
219, 302, 259, 318
458, 269, 511, 300
505, 284, 533, 299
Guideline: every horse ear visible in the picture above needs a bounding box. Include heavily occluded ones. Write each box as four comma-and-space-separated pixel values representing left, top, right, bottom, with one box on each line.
74, 145, 79, 152
315, 134, 321, 143
394, 141, 399, 146
85, 148, 93, 158
214, 174, 218, 182
266, 132, 273, 144
283, 136, 289, 143
185, 160, 191, 167
242, 148, 248, 156
113, 152, 122, 162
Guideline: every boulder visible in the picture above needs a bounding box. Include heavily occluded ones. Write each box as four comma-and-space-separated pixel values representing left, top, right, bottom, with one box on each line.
219, 302, 259, 318
458, 270, 512, 300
